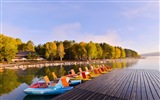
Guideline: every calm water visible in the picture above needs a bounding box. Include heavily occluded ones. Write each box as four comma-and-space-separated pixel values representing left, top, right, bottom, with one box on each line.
0, 56, 159, 100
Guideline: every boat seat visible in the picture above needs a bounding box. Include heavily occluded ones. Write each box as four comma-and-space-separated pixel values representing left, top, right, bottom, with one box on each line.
43, 75, 57, 86
61, 77, 69, 87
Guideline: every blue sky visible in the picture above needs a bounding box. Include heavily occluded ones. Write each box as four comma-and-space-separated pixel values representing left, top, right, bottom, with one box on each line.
0, 0, 159, 54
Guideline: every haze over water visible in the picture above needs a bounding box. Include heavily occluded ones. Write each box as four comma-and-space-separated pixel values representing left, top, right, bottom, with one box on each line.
127, 56, 160, 71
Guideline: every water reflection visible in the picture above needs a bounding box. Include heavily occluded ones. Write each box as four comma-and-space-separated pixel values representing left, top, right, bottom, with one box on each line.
0, 69, 20, 96
0, 59, 139, 99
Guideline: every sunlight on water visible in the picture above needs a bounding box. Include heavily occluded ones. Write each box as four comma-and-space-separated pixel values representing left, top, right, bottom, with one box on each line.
127, 56, 160, 71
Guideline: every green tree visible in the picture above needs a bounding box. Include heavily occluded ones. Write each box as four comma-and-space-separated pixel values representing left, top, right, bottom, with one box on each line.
15, 38, 22, 51
71, 43, 79, 59
100, 43, 111, 59
26, 40, 35, 51
19, 43, 27, 51
57, 42, 65, 61
78, 42, 87, 60
96, 43, 103, 59
107, 45, 115, 59
0, 34, 18, 62
85, 41, 97, 60
63, 40, 75, 60
45, 42, 57, 60
35, 44, 45, 56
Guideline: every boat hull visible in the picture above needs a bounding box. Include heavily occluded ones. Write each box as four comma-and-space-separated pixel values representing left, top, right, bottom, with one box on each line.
23, 87, 73, 95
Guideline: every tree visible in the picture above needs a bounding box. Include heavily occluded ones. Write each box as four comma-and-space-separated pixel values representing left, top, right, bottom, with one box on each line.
85, 41, 97, 60
96, 43, 103, 59
114, 47, 121, 59
100, 43, 110, 59
26, 40, 35, 51
107, 45, 115, 59
57, 42, 65, 61
15, 38, 22, 51
19, 43, 27, 51
63, 40, 74, 60
35, 44, 45, 56
120, 47, 126, 58
71, 43, 79, 60
45, 42, 57, 60
0, 34, 18, 62
78, 42, 87, 60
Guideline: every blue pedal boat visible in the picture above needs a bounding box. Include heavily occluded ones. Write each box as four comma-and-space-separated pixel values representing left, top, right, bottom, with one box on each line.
23, 76, 73, 95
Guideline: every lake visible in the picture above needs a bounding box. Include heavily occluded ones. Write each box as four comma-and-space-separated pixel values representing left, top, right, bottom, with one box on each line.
0, 56, 159, 100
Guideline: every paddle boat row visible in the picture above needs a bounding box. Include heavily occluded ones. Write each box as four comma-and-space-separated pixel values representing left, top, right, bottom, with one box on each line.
66, 65, 112, 82
23, 65, 112, 95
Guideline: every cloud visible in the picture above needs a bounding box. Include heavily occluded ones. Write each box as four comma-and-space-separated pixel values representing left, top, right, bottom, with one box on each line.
77, 31, 123, 46
51, 22, 123, 46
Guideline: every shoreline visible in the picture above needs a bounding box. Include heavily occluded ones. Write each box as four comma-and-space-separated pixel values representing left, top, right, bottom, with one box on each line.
0, 58, 139, 70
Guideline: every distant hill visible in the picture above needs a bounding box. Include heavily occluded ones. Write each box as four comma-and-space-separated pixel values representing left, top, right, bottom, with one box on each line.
141, 52, 160, 57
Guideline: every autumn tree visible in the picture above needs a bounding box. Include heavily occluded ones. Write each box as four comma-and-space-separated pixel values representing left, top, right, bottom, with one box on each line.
120, 47, 126, 58
78, 42, 87, 60
57, 42, 65, 61
114, 47, 121, 59
26, 40, 35, 51
107, 45, 115, 59
95, 43, 103, 59
85, 41, 97, 60
45, 42, 57, 60
15, 38, 22, 51
0, 34, 18, 62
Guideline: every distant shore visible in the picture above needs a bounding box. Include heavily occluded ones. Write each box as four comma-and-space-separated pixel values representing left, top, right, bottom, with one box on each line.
0, 58, 139, 70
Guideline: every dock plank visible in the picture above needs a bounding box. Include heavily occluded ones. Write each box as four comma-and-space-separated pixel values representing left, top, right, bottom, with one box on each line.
53, 69, 160, 100
130, 70, 138, 100
145, 70, 160, 100
124, 69, 137, 99
142, 70, 154, 100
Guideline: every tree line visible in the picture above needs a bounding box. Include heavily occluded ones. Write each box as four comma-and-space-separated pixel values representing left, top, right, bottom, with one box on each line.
0, 34, 140, 62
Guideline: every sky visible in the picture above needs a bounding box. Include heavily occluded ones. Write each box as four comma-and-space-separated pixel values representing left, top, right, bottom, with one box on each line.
0, 0, 159, 54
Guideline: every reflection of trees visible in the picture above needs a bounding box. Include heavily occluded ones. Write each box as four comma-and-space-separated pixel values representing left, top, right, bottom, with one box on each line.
122, 62, 127, 68
18, 74, 34, 85
112, 62, 116, 69
109, 59, 138, 69
49, 65, 65, 78
35, 66, 66, 80
35, 67, 53, 80
0, 69, 20, 96
116, 62, 122, 68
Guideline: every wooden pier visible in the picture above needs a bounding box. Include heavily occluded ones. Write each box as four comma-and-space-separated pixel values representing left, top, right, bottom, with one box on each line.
54, 69, 160, 100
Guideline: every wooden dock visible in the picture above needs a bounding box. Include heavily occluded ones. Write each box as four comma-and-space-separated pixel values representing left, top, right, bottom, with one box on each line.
54, 69, 160, 100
